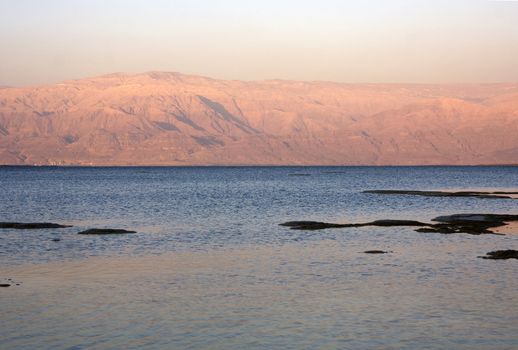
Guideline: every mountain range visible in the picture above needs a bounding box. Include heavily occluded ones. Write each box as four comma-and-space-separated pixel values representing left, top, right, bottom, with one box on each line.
1, 72, 517, 165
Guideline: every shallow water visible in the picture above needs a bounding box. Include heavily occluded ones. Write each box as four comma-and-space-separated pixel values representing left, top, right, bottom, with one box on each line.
1, 166, 517, 349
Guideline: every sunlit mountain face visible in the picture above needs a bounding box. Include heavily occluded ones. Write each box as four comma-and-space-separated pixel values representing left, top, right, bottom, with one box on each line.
1, 72, 517, 165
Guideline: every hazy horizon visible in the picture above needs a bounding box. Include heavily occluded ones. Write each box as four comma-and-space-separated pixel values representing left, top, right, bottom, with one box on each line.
1, 0, 518, 86
4, 70, 518, 89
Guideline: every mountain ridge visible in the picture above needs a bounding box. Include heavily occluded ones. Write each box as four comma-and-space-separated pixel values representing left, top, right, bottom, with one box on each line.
1, 72, 517, 165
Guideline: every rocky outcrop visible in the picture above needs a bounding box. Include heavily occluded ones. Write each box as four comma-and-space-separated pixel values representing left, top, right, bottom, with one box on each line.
0, 222, 72, 229
280, 219, 429, 230
280, 213, 518, 235
364, 190, 518, 199
479, 250, 518, 260
422, 214, 518, 234
77, 228, 136, 235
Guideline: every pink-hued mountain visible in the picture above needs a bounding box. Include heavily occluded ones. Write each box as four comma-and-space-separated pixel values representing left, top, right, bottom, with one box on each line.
1, 72, 517, 165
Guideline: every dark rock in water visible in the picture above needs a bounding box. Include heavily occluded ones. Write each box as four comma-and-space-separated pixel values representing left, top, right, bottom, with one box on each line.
280, 219, 428, 230
364, 190, 515, 199
479, 250, 518, 260
433, 213, 518, 224
368, 220, 428, 227
415, 222, 494, 235
429, 214, 518, 235
364, 250, 390, 254
0, 222, 72, 229
1, 278, 20, 287
281, 213, 518, 235
280, 221, 350, 230
78, 228, 136, 235
415, 226, 457, 234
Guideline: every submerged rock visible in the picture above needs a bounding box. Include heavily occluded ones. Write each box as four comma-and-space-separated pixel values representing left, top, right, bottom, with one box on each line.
78, 228, 136, 235
433, 213, 518, 224
428, 214, 518, 235
364, 190, 516, 199
1, 278, 21, 287
280, 221, 350, 230
280, 219, 428, 230
415, 226, 457, 234
368, 220, 428, 227
479, 250, 518, 260
0, 222, 72, 229
281, 213, 518, 235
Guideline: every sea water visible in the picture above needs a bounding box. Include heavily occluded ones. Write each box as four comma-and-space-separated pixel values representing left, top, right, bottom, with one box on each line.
1, 166, 517, 349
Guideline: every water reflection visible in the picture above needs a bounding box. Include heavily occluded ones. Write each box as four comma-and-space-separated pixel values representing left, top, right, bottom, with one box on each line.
2, 240, 518, 349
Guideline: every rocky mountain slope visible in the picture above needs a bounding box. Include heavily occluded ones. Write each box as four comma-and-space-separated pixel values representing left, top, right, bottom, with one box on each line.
0, 72, 517, 165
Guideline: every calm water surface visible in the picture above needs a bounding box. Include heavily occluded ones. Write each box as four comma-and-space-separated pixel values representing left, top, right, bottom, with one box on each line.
1, 166, 517, 349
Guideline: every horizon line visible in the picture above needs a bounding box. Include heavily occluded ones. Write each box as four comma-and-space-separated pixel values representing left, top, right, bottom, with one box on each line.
1, 164, 517, 168
2, 70, 518, 89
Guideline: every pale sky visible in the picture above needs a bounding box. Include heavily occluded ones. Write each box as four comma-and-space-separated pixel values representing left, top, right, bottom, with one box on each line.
1, 0, 518, 86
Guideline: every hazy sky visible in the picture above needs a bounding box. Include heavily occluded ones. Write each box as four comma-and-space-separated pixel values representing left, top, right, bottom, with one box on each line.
1, 0, 518, 86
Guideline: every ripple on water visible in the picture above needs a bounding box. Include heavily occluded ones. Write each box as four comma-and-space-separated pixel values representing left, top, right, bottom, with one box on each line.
1, 166, 517, 349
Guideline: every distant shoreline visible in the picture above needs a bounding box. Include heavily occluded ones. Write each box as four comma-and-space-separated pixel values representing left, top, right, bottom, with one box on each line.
1, 164, 517, 168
